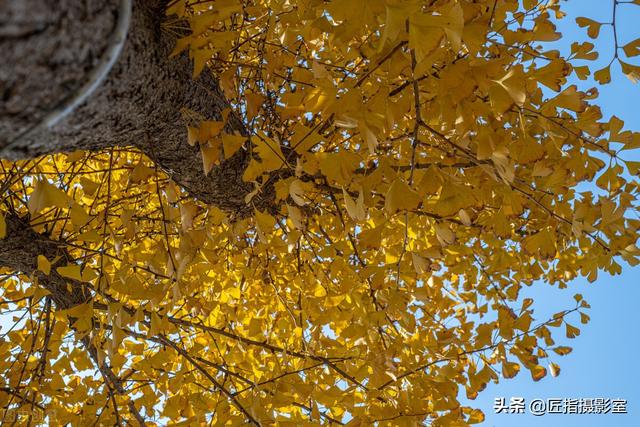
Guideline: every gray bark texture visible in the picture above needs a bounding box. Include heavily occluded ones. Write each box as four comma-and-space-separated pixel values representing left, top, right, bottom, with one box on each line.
0, 213, 91, 310
0, 213, 147, 423
0, 2, 273, 420
0, 0, 261, 214
0, 0, 281, 305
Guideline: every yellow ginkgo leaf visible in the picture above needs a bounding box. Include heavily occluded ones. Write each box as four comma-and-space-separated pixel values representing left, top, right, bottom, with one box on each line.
201, 143, 220, 175
576, 17, 601, 38
56, 265, 82, 281
502, 361, 521, 379
594, 66, 611, 84
467, 409, 485, 424
70, 203, 90, 228
435, 223, 456, 246
385, 179, 421, 213
222, 134, 246, 158
0, 214, 5, 239
342, 187, 365, 221
290, 179, 307, 206
254, 133, 285, 172
37, 255, 51, 275
28, 180, 72, 214
530, 365, 547, 382
254, 209, 275, 232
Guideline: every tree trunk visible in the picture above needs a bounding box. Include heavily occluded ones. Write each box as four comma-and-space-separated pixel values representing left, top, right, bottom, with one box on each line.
1, 0, 259, 214
0, 214, 92, 309
0, 2, 277, 420
0, 212, 148, 423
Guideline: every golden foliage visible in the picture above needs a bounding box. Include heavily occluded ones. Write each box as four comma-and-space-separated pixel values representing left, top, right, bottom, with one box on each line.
1, 0, 640, 425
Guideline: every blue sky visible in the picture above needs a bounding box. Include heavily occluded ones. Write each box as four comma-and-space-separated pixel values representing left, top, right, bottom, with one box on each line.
466, 1, 640, 426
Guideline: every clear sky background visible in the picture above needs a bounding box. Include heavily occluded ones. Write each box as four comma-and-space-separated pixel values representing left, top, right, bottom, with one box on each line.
465, 1, 640, 426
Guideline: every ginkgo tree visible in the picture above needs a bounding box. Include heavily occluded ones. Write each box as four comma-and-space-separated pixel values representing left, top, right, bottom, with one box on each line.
1, 0, 640, 425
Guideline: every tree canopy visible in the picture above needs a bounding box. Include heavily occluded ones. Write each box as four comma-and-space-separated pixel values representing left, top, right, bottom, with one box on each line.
1, 0, 640, 425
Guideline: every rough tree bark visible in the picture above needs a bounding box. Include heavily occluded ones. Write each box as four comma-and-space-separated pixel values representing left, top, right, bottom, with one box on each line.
1, 0, 260, 213
0, 214, 91, 309
0, 213, 147, 423
1, 2, 271, 421
0, 0, 282, 315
